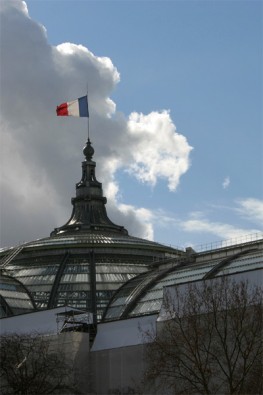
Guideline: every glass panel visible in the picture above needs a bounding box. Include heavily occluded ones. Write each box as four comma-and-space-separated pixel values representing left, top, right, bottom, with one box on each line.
110, 296, 129, 307
104, 305, 125, 319
138, 289, 163, 302
0, 283, 17, 291
60, 273, 90, 283
96, 265, 147, 274
0, 290, 30, 300
130, 299, 162, 316
0, 305, 8, 318
5, 298, 34, 309
31, 290, 50, 298
231, 254, 262, 265
218, 262, 263, 276
12, 307, 34, 315
56, 298, 91, 310
27, 285, 53, 292
14, 266, 59, 276
96, 283, 123, 291
63, 265, 90, 274
97, 290, 114, 299
35, 301, 48, 309
57, 291, 90, 300
223, 255, 263, 271
58, 283, 90, 291
161, 265, 213, 286
96, 273, 135, 282
19, 275, 56, 285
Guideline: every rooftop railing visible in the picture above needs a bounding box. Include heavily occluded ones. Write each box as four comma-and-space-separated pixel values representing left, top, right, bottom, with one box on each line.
159, 232, 263, 254
190, 232, 263, 253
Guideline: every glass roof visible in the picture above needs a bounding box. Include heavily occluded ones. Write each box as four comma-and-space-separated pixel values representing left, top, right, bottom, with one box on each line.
1, 251, 152, 319
2, 231, 182, 254
0, 226, 183, 320
0, 274, 36, 317
103, 244, 263, 321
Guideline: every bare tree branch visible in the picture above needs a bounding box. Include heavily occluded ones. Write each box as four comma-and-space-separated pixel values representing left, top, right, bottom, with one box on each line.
143, 277, 262, 395
0, 333, 78, 395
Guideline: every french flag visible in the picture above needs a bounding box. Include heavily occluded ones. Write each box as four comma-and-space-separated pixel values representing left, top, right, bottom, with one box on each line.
56, 95, 89, 117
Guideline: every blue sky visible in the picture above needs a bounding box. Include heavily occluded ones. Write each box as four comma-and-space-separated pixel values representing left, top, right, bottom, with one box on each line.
1, 0, 262, 249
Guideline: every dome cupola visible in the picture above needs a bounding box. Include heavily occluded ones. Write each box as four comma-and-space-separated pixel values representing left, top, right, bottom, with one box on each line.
51, 139, 128, 236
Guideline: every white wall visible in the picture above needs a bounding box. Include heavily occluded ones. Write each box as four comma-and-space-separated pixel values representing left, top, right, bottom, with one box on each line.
0, 306, 90, 335
91, 314, 157, 351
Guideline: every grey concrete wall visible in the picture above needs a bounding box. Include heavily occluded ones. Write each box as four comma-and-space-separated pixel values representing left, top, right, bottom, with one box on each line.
90, 344, 146, 395
49, 332, 92, 394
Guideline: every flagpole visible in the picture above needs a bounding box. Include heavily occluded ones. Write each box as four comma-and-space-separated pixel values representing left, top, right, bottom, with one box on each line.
87, 111, 90, 141
87, 85, 90, 141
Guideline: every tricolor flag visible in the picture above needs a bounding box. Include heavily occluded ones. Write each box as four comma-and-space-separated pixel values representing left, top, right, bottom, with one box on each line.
56, 95, 89, 117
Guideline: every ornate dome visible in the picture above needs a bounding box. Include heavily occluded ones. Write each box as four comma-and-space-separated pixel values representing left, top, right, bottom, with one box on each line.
0, 140, 182, 320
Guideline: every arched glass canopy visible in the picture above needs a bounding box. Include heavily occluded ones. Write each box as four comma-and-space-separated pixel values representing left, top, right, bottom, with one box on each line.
103, 242, 263, 321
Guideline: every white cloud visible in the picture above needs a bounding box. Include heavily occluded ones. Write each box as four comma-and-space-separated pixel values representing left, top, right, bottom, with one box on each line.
126, 111, 192, 191
0, 0, 192, 247
236, 198, 263, 224
222, 176, 230, 189
149, 202, 262, 247
179, 207, 262, 244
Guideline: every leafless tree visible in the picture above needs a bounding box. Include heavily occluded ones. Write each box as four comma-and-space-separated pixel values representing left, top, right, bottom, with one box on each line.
0, 332, 77, 395
143, 277, 263, 395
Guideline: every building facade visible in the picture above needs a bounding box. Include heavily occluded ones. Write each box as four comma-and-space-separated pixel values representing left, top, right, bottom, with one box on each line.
0, 140, 262, 395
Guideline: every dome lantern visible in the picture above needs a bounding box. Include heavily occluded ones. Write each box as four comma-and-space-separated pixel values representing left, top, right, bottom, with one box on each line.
51, 139, 128, 236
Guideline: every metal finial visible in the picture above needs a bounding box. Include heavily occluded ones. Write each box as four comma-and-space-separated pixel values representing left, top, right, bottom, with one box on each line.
83, 138, 94, 161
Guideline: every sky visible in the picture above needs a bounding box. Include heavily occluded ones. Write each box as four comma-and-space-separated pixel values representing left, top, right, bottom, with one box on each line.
0, 0, 262, 250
